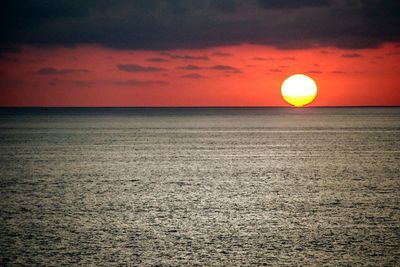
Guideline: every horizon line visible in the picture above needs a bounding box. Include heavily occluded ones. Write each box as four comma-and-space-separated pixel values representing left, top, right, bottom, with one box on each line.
0, 105, 399, 109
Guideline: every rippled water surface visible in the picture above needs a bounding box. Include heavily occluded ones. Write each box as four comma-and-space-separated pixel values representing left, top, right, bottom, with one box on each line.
0, 108, 399, 266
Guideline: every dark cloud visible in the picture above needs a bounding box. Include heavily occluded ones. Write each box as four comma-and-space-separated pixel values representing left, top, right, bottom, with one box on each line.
161, 52, 209, 60
210, 65, 241, 73
0, 0, 399, 50
117, 64, 166, 72
178, 64, 241, 73
181, 73, 205, 79
112, 79, 169, 86
341, 53, 363, 58
146, 58, 169, 62
258, 0, 332, 9
210, 0, 238, 13
48, 78, 169, 87
38, 67, 90, 75
176, 65, 204, 70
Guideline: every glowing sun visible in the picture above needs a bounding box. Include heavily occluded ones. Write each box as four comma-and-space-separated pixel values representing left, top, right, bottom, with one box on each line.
281, 74, 318, 107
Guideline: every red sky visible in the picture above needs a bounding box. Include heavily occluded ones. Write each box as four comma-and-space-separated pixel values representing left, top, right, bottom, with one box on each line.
1, 43, 399, 107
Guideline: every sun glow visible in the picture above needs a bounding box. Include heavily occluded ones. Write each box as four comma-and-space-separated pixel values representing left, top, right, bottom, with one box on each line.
281, 74, 318, 107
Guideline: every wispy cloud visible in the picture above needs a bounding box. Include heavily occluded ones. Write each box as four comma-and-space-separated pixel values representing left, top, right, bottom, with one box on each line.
210, 65, 241, 73
161, 52, 209, 61
176, 65, 204, 70
112, 79, 169, 86
306, 70, 322, 74
38, 67, 90, 75
252, 57, 275, 61
117, 64, 166, 72
341, 53, 363, 58
146, 58, 169, 63
177, 64, 241, 73
181, 73, 205, 79
330, 70, 346, 74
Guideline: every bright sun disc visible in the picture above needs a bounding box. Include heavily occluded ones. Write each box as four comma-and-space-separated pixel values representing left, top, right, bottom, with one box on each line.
281, 74, 318, 107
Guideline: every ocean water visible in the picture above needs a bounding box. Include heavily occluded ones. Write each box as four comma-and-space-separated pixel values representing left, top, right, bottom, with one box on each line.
0, 107, 399, 266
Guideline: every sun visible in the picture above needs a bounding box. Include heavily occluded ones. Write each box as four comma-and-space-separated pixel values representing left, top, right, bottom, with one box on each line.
281, 74, 318, 107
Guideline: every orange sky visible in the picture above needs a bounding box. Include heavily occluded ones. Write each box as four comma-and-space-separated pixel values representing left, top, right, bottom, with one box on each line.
0, 43, 399, 106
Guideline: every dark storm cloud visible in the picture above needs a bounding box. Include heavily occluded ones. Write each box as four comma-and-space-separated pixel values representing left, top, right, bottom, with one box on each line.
181, 73, 205, 79
0, 0, 399, 51
117, 64, 166, 72
341, 53, 363, 58
38, 67, 90, 75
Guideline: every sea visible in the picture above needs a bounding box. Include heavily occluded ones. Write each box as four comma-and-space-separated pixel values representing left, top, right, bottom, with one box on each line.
0, 107, 399, 266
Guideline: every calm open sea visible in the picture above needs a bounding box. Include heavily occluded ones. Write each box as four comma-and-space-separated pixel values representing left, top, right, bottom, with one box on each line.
0, 107, 399, 266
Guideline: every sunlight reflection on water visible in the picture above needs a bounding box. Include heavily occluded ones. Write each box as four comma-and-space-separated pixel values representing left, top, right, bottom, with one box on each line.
0, 108, 399, 266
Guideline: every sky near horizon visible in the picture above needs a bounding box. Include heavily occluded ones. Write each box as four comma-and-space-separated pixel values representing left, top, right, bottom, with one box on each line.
1, 0, 399, 106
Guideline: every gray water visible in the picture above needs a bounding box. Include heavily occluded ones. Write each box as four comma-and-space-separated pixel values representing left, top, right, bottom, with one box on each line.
0, 107, 399, 266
